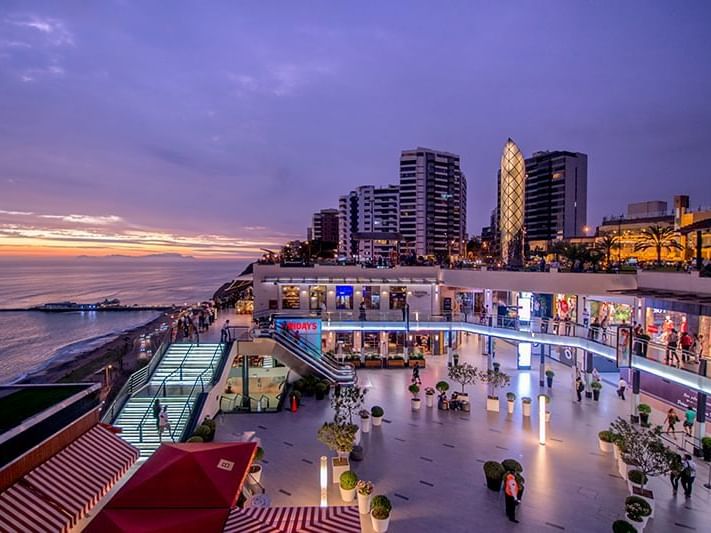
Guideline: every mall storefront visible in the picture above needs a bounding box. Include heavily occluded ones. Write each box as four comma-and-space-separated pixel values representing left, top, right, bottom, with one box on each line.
643, 298, 711, 356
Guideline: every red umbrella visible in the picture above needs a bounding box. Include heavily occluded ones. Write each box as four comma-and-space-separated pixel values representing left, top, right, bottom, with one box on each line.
86, 507, 229, 533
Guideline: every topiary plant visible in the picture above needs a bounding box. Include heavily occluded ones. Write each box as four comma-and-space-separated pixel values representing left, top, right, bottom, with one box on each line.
253, 446, 264, 462
339, 470, 358, 490
637, 404, 652, 414
408, 383, 420, 397
545, 369, 555, 378
483, 461, 505, 480
506, 392, 516, 401
702, 436, 711, 448
370, 495, 392, 519
627, 469, 647, 486
193, 424, 212, 439
187, 436, 204, 443
371, 405, 384, 417
521, 397, 532, 404
598, 430, 614, 443
612, 519, 638, 533
501, 459, 523, 473
435, 381, 450, 393
591, 381, 602, 390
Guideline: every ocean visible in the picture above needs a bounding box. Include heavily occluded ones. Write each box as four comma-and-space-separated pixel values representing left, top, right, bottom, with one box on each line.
0, 258, 246, 383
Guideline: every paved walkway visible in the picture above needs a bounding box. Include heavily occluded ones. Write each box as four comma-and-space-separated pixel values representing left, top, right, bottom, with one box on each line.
215, 334, 711, 532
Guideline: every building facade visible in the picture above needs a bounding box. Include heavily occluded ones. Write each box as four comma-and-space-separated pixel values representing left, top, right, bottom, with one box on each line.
524, 150, 588, 248
338, 185, 400, 261
399, 148, 467, 258
308, 208, 339, 243
497, 139, 526, 265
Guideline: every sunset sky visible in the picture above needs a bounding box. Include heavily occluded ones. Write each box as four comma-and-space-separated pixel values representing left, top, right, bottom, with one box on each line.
1, 1, 710, 258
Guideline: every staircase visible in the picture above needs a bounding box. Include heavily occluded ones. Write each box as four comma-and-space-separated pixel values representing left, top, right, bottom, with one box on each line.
112, 343, 226, 457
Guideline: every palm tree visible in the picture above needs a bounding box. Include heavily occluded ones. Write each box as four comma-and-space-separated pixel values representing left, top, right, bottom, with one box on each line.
597, 234, 618, 265
633, 225, 683, 265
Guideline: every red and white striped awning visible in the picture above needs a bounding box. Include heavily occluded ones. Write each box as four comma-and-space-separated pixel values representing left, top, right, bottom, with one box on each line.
224, 505, 362, 533
0, 424, 139, 533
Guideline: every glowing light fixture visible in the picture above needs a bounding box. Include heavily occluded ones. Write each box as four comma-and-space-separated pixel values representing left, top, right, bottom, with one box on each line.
320, 456, 328, 507
538, 394, 546, 445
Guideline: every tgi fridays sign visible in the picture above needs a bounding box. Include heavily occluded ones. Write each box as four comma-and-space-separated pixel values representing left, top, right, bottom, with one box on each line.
274, 317, 323, 355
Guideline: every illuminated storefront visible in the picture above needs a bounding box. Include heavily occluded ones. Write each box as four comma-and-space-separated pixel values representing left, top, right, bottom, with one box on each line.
554, 294, 577, 321
589, 300, 632, 325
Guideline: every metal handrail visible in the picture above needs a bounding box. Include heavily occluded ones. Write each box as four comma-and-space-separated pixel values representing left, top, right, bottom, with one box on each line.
272, 329, 355, 379
136, 364, 184, 442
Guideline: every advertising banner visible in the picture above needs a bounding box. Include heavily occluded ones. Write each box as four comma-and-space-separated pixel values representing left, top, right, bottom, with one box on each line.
616, 325, 633, 368
274, 317, 323, 355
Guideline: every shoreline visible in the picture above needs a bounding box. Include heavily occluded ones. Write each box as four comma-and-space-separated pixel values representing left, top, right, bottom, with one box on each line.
19, 313, 173, 386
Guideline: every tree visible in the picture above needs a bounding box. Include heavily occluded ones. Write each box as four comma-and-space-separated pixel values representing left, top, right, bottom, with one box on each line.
551, 242, 590, 271
482, 369, 511, 398
331, 385, 366, 425
609, 417, 671, 489
448, 363, 480, 393
597, 234, 618, 265
317, 422, 357, 455
633, 225, 683, 265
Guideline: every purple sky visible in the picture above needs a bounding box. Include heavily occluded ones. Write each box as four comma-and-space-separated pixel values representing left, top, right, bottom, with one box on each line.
1, 1, 710, 257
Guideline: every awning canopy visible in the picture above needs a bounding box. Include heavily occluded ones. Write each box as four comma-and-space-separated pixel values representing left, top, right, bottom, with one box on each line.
0, 424, 139, 533
85, 507, 230, 533
102, 442, 257, 510
224, 505, 362, 533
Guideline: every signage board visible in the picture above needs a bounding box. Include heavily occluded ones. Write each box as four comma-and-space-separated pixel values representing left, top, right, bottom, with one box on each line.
274, 317, 323, 356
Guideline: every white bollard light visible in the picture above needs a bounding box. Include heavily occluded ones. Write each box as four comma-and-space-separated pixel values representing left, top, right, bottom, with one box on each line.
320, 456, 328, 507
538, 394, 546, 445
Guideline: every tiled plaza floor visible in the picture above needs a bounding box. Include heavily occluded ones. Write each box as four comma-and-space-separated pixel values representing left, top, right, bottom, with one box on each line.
215, 334, 711, 532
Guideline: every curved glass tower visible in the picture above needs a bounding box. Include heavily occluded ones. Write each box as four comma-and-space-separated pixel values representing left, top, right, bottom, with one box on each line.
498, 138, 526, 265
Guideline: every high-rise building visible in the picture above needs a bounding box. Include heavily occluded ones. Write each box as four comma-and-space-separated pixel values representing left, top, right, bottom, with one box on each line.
308, 208, 339, 243
497, 139, 526, 264
399, 148, 467, 258
524, 150, 588, 244
338, 185, 400, 261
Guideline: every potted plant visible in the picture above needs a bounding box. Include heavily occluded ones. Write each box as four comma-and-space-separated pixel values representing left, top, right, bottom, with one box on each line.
598, 430, 615, 453
483, 461, 505, 491
522, 397, 532, 417
356, 480, 374, 515
409, 383, 421, 410
506, 392, 516, 414
501, 459, 523, 473
248, 446, 264, 484
317, 422, 357, 482
448, 362, 480, 395
365, 355, 383, 368
612, 519, 639, 533
483, 369, 511, 412
315, 381, 329, 401
370, 495, 392, 533
339, 470, 358, 502
359, 409, 371, 433
591, 380, 602, 401
625, 495, 651, 530
545, 369, 555, 388
424, 387, 436, 408
436, 381, 450, 409
627, 469, 648, 493
371, 405, 384, 426
702, 436, 711, 462
637, 404, 651, 426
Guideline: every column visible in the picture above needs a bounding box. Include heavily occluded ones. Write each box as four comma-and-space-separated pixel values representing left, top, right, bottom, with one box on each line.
631, 369, 640, 424
694, 392, 706, 457
380, 331, 388, 358
353, 331, 363, 362
538, 344, 545, 387
584, 351, 593, 398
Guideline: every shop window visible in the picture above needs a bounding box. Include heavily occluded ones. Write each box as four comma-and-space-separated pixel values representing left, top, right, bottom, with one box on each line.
309, 285, 326, 310
281, 285, 301, 309
362, 332, 380, 355
336, 285, 353, 310
362, 286, 381, 309
390, 286, 407, 309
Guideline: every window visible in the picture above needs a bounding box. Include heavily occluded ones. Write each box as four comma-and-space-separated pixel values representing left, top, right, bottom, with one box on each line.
362, 286, 381, 310
336, 285, 353, 310
309, 285, 326, 310
389, 286, 407, 310
281, 285, 300, 309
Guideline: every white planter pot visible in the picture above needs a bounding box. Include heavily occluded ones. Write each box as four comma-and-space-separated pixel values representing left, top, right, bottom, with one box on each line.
486, 397, 500, 412
248, 464, 262, 484
598, 439, 613, 453
633, 488, 655, 518
522, 403, 531, 417
361, 417, 371, 433
618, 459, 629, 478
626, 515, 647, 531
545, 411, 551, 423
371, 514, 391, 533
613, 445, 621, 460
354, 428, 361, 445
507, 400, 515, 414
425, 395, 435, 408
339, 486, 356, 502
357, 492, 371, 515
411, 398, 421, 411
372, 415, 383, 426
332, 457, 349, 484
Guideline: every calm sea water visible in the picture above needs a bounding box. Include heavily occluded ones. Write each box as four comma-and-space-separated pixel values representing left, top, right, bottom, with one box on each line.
0, 259, 246, 383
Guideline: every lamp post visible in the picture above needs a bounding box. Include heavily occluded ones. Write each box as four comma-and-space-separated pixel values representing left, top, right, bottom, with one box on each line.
538, 394, 547, 445
320, 456, 328, 507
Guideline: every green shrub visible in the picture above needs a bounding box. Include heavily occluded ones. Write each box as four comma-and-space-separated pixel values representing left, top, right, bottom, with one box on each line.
371, 405, 384, 417
625, 495, 651, 520
501, 459, 523, 473
637, 404, 651, 415
201, 417, 216, 431
187, 436, 204, 443
627, 470, 647, 486
339, 470, 358, 490
545, 369, 555, 378
193, 424, 212, 439
598, 430, 614, 443
612, 520, 638, 533
591, 381, 602, 390
254, 447, 264, 462
291, 390, 302, 401
408, 383, 420, 396
370, 495, 392, 518
483, 461, 505, 481
435, 381, 450, 393
521, 397, 532, 404
701, 436, 711, 448
506, 392, 516, 401
315, 382, 329, 396
293, 379, 306, 392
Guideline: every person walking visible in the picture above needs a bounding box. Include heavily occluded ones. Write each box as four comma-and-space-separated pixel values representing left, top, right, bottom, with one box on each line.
667, 329, 680, 367
411, 364, 421, 386
617, 377, 627, 400
592, 367, 601, 383
683, 406, 696, 437
575, 376, 585, 402
665, 408, 679, 435
503, 471, 521, 523
359, 301, 367, 321
680, 331, 693, 364
669, 452, 682, 496
158, 406, 172, 442
601, 316, 609, 343
681, 454, 697, 498
220, 319, 231, 343
152, 398, 162, 428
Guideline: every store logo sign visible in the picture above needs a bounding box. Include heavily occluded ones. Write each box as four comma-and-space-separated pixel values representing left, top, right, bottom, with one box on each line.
217, 459, 234, 471
284, 321, 318, 331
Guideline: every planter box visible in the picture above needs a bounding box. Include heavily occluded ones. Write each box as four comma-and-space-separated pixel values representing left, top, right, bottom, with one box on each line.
339, 486, 356, 502
506, 400, 515, 414
372, 415, 383, 426
408, 359, 426, 368
486, 397, 500, 412
345, 359, 361, 368
364, 359, 383, 368
598, 439, 613, 453
371, 514, 391, 533
632, 486, 655, 518
386, 358, 405, 368
331, 457, 349, 484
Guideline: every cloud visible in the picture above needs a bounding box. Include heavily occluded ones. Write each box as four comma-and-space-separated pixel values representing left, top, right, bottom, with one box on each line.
8, 16, 74, 46
227, 62, 335, 97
